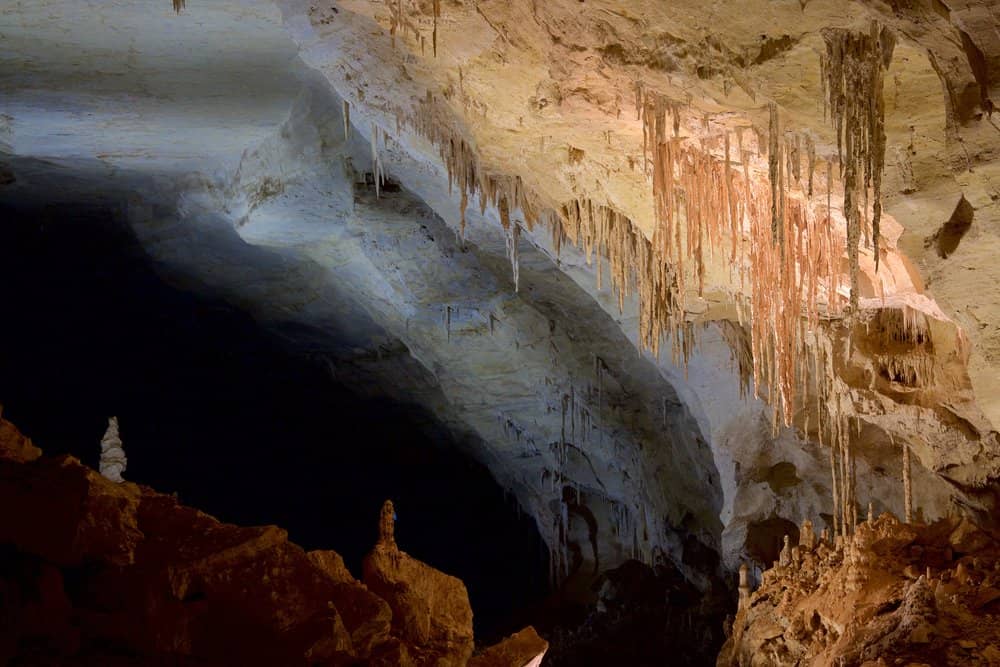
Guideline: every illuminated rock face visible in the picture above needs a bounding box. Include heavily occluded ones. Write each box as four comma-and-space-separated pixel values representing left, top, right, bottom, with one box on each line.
1, 0, 999, 627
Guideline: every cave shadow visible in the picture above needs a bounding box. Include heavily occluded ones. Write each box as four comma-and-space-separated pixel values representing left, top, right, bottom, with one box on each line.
0, 192, 549, 641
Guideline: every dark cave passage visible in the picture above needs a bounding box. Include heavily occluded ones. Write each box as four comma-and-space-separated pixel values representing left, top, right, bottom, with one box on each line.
0, 200, 549, 641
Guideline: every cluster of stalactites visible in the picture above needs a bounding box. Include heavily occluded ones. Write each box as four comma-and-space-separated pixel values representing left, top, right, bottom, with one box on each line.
386, 0, 442, 57
556, 197, 694, 365
639, 87, 844, 426
868, 304, 932, 347
404, 74, 849, 429
821, 22, 896, 304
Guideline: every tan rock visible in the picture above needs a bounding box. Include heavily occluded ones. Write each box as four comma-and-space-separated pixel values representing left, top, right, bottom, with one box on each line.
309, 549, 393, 658
363, 537, 474, 666
0, 410, 41, 462
308, 549, 355, 584
469, 626, 549, 667
981, 645, 1000, 663
949, 517, 991, 554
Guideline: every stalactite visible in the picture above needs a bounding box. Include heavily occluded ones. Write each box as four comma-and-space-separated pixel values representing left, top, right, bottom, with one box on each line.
459, 190, 468, 240
821, 22, 895, 291
343, 101, 350, 141
173, 0, 185, 13
830, 434, 840, 538
401, 75, 854, 435
596, 356, 604, 450
432, 0, 440, 56
840, 413, 850, 535
370, 122, 382, 198
768, 103, 781, 245
806, 134, 816, 197
506, 223, 521, 291
903, 443, 913, 523
791, 134, 801, 184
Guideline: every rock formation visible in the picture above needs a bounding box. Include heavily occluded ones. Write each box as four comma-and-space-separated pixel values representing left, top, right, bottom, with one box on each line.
362, 498, 476, 666
0, 412, 546, 666
737, 563, 751, 612
469, 627, 548, 667
98, 416, 126, 483
2, 0, 1000, 662
719, 512, 1000, 665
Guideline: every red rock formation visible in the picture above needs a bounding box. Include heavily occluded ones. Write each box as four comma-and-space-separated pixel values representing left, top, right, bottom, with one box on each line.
0, 411, 546, 666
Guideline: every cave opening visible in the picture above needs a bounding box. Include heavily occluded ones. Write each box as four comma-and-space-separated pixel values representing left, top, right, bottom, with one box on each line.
0, 198, 550, 643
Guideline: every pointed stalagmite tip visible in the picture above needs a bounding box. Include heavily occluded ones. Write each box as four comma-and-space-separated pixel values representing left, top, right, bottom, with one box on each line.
379, 499, 397, 550
99, 416, 126, 483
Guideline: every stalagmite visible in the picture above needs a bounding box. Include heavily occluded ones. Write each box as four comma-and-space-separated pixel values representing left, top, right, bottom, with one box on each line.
738, 563, 751, 610
99, 416, 127, 483
378, 499, 397, 551
800, 519, 815, 550
903, 444, 913, 523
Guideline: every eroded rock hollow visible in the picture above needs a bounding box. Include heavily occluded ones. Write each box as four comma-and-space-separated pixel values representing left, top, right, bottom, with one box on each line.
1, 0, 999, 664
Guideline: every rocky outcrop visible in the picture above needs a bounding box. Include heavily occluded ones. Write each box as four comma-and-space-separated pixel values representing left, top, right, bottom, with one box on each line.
0, 406, 40, 463
719, 512, 1000, 666
0, 412, 543, 666
2, 2, 1000, 661
362, 500, 476, 666
469, 627, 548, 667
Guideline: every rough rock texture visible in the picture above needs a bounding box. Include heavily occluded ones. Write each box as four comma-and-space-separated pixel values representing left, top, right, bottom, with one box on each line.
363, 543, 475, 665
3, 1, 1000, 661
719, 512, 1000, 666
469, 627, 548, 667
0, 412, 539, 666
0, 406, 41, 463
